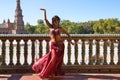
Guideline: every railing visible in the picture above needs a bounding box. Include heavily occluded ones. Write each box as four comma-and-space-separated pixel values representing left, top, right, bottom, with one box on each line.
0, 34, 120, 74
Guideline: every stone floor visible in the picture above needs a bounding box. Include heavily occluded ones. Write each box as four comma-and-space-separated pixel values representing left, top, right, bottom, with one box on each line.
0, 73, 120, 80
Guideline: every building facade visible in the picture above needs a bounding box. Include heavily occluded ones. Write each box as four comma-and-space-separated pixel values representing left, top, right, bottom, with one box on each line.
0, 0, 26, 34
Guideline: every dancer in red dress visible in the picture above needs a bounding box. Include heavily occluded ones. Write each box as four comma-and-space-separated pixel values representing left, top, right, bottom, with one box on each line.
32, 8, 74, 78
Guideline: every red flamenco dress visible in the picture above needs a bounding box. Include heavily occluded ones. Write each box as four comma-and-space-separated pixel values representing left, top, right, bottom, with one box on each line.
32, 41, 65, 78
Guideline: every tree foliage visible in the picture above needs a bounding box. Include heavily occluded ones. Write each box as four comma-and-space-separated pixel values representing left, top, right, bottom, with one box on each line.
93, 18, 120, 34
24, 18, 120, 34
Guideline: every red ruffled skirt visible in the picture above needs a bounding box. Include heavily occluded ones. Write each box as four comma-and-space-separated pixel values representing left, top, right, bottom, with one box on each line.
32, 41, 64, 78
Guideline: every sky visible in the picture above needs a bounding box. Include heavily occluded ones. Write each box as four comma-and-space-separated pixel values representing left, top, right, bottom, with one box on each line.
0, 0, 120, 25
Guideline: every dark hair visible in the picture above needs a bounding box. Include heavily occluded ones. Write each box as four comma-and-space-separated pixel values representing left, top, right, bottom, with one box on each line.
52, 15, 60, 25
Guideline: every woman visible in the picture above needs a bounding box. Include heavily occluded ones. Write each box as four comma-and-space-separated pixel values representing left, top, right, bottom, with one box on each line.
32, 8, 74, 78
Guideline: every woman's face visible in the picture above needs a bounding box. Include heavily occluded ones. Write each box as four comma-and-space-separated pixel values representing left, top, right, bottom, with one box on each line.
53, 17, 60, 27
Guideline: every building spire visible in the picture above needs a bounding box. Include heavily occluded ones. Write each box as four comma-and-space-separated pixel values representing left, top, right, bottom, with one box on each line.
15, 0, 23, 20
14, 0, 25, 33
16, 0, 21, 10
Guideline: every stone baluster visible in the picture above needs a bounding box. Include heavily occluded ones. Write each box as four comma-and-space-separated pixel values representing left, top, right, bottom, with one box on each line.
5, 40, 10, 65
113, 40, 119, 65
42, 40, 47, 56
63, 40, 68, 65
92, 40, 97, 65
13, 40, 17, 65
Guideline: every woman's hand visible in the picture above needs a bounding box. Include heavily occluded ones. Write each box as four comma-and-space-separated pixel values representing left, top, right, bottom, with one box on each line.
40, 8, 46, 11
70, 41, 75, 45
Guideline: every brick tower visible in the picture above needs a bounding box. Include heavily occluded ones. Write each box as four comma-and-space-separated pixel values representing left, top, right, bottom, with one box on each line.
0, 0, 26, 34
14, 0, 26, 34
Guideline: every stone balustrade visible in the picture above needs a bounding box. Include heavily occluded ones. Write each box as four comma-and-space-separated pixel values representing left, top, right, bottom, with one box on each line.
0, 34, 120, 73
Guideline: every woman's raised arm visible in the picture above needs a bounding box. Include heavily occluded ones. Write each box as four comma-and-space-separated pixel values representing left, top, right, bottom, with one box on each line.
40, 8, 52, 28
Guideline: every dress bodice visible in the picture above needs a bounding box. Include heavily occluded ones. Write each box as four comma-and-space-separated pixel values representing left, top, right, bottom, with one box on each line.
50, 28, 60, 35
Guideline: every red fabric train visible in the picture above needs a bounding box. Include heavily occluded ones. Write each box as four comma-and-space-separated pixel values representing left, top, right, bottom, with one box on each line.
32, 41, 65, 78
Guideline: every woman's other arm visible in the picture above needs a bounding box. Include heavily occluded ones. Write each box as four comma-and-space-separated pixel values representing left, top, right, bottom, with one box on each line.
60, 27, 75, 45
